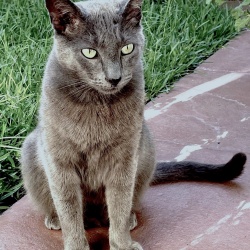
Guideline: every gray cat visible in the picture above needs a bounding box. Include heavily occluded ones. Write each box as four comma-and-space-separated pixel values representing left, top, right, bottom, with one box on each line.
21, 0, 247, 249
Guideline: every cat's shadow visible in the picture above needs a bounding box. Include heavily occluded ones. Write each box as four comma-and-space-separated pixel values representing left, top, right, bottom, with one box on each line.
87, 227, 109, 250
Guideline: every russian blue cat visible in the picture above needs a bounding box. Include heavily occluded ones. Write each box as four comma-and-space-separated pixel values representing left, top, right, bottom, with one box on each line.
21, 0, 246, 249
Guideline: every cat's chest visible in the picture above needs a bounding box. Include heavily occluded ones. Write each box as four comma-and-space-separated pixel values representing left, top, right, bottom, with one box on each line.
45, 96, 143, 150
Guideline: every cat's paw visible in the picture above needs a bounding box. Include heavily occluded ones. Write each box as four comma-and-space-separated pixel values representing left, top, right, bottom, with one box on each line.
110, 241, 143, 250
65, 246, 89, 250
45, 214, 61, 230
129, 211, 138, 231
64, 240, 90, 250
130, 241, 143, 250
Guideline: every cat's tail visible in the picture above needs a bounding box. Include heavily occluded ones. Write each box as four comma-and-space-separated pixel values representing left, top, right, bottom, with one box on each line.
151, 152, 247, 184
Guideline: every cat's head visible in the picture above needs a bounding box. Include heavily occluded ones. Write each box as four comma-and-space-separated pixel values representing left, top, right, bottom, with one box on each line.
45, 0, 144, 95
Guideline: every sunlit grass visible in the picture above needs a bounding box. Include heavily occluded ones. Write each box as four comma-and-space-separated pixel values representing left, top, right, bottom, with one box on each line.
143, 0, 237, 99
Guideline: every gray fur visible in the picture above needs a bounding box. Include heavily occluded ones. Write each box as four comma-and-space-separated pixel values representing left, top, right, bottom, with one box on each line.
21, 0, 246, 249
21, 0, 152, 249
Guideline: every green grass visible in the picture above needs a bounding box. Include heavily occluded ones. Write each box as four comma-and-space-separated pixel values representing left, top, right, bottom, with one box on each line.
0, 0, 238, 211
143, 0, 238, 98
0, 0, 52, 210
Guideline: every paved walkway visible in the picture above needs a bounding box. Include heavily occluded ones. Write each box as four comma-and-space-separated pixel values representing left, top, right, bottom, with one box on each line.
0, 30, 250, 250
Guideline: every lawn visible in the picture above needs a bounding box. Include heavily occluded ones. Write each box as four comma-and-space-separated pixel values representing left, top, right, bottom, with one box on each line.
0, 0, 238, 211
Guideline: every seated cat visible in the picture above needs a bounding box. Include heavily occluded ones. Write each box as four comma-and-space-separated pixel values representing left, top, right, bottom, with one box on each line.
21, 0, 247, 249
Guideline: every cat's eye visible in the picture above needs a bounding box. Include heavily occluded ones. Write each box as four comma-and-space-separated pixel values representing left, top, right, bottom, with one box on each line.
81, 48, 97, 59
121, 44, 134, 55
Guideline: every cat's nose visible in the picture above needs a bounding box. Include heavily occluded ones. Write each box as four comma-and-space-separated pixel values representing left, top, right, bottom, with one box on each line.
106, 77, 121, 86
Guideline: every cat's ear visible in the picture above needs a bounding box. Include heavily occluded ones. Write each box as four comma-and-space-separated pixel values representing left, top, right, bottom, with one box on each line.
122, 0, 142, 28
45, 0, 82, 35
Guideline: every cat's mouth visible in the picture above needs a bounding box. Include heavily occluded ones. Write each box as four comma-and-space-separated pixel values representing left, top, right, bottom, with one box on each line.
99, 85, 121, 94
92, 75, 132, 95
94, 82, 124, 94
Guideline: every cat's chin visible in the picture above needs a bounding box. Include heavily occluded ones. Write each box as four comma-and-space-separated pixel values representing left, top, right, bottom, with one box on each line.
100, 89, 120, 95
96, 86, 122, 95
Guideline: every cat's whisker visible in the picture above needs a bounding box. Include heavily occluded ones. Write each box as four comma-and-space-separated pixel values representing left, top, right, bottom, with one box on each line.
64, 85, 89, 99
58, 82, 83, 90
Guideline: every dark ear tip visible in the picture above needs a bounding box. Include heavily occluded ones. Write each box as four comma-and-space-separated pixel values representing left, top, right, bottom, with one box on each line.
122, 0, 143, 26
45, 0, 54, 11
44, 0, 81, 35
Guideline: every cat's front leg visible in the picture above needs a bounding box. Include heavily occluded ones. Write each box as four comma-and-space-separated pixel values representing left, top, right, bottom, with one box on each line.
105, 158, 143, 250
45, 158, 89, 250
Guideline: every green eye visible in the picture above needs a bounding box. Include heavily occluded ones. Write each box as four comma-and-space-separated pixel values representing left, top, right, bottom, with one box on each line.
82, 48, 97, 59
121, 44, 134, 55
